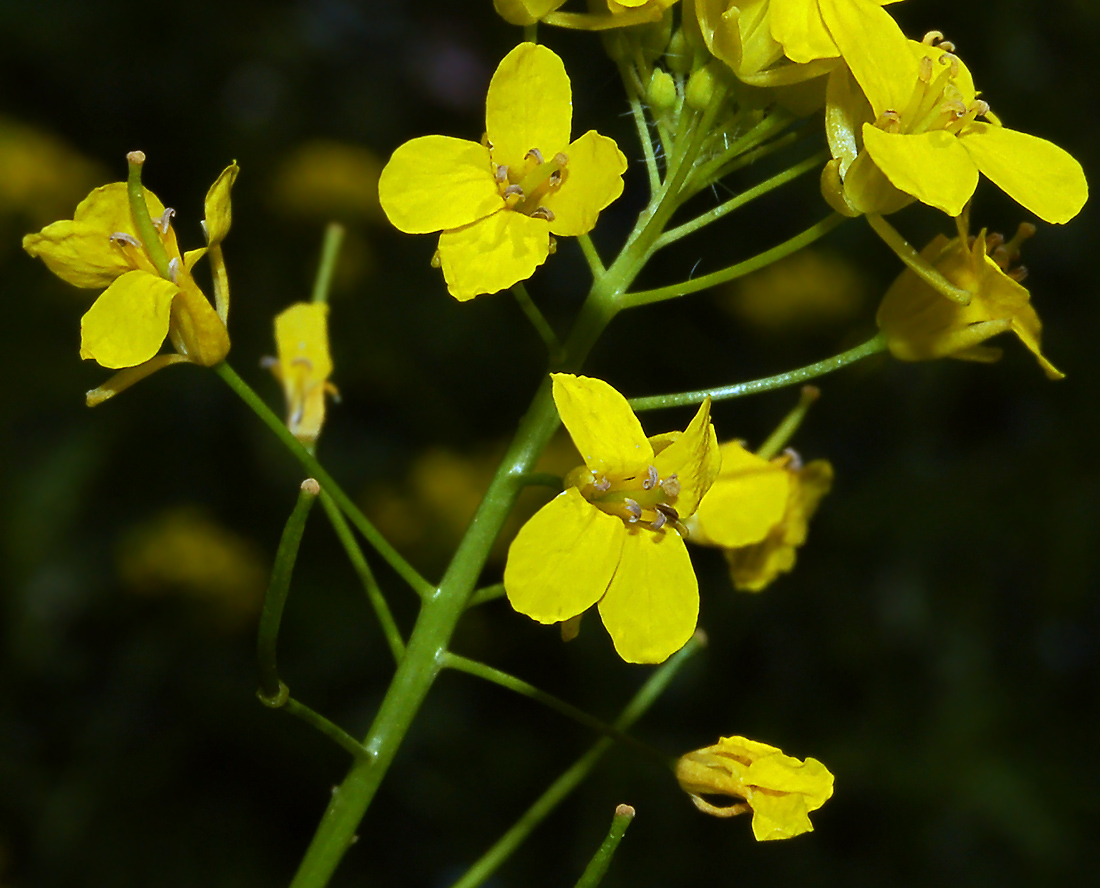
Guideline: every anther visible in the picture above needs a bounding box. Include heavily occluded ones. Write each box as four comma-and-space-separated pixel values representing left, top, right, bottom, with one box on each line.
623, 498, 642, 522
642, 465, 659, 490
593, 476, 611, 493
552, 152, 568, 166
167, 257, 179, 283
110, 232, 141, 248
525, 148, 544, 164
495, 164, 509, 183
782, 447, 803, 471
530, 206, 555, 221
548, 170, 562, 187
155, 207, 175, 234
918, 56, 933, 83
649, 511, 667, 531
503, 184, 524, 199
922, 30, 945, 45
1009, 265, 1028, 283
660, 474, 680, 498
655, 502, 680, 523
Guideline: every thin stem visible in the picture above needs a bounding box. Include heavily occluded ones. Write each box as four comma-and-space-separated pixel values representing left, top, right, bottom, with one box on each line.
574, 805, 635, 888
628, 94, 661, 195
624, 213, 847, 308
442, 653, 669, 768
686, 110, 796, 197
512, 283, 564, 361
523, 23, 537, 43
655, 150, 828, 250
446, 637, 701, 888
257, 480, 320, 702
466, 583, 506, 607
629, 333, 888, 411
311, 223, 346, 305
280, 697, 369, 760
319, 491, 405, 663
577, 233, 606, 279
756, 385, 821, 461
866, 212, 971, 304
214, 362, 434, 598
125, 151, 171, 278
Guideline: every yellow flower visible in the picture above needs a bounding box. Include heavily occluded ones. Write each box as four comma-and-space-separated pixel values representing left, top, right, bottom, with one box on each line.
268, 302, 338, 445
495, 0, 677, 30
504, 374, 719, 664
820, 0, 1087, 222
768, 0, 903, 65
378, 43, 627, 301
23, 159, 238, 402
675, 735, 834, 840
877, 222, 1063, 379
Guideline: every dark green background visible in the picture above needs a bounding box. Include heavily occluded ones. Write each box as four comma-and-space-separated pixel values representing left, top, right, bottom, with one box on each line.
2, 1, 1097, 886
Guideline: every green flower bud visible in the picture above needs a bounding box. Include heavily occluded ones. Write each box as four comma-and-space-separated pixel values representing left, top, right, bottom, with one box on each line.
646, 69, 677, 112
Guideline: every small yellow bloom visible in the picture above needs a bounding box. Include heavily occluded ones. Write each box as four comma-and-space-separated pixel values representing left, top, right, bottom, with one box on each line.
23, 160, 238, 402
675, 735, 834, 840
877, 222, 1063, 379
269, 302, 338, 445
688, 444, 832, 591
820, 0, 1087, 222
495, 0, 676, 30
504, 374, 719, 664
378, 43, 627, 301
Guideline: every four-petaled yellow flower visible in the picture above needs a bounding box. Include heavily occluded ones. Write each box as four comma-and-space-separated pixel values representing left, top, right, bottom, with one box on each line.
378, 42, 627, 301
504, 374, 719, 664
877, 220, 1063, 379
268, 302, 339, 445
675, 734, 834, 840
687, 442, 832, 591
820, 0, 1087, 222
23, 158, 238, 404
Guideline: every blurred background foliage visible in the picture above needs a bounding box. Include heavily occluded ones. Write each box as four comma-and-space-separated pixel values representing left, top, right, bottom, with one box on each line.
1, 1, 1098, 886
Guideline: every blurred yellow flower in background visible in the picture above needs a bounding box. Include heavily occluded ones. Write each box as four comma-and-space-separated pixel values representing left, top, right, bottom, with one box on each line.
268, 302, 338, 445
270, 140, 382, 223
676, 734, 834, 840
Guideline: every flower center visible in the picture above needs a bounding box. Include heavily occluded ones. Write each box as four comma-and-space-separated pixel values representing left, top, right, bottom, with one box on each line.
579, 464, 682, 532
491, 147, 569, 220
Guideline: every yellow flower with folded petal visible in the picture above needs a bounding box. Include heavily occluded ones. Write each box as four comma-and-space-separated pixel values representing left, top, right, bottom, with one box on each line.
504, 374, 719, 664
23, 157, 238, 403
675, 735, 834, 840
688, 444, 831, 591
268, 302, 338, 445
768, 0, 903, 65
819, 0, 1087, 222
877, 221, 1063, 379
495, 0, 677, 30
378, 43, 627, 301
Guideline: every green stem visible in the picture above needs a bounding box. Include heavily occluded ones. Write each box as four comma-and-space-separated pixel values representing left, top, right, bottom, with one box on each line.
311, 223, 345, 304
628, 93, 661, 196
214, 362, 434, 598
574, 805, 635, 888
280, 697, 368, 760
442, 653, 668, 768
624, 213, 847, 308
654, 150, 828, 250
125, 151, 172, 279
686, 110, 796, 197
319, 491, 405, 663
630, 333, 888, 411
512, 283, 564, 362
756, 385, 821, 461
446, 637, 700, 888
466, 583, 506, 607
577, 233, 606, 279
866, 212, 971, 304
257, 480, 320, 702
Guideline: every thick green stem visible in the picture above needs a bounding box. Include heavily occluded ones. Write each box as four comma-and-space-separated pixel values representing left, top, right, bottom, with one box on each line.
630, 333, 888, 411
257, 480, 320, 702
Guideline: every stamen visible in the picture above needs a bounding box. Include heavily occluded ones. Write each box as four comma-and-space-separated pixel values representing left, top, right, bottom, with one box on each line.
922, 30, 944, 45
649, 511, 667, 531
530, 206, 555, 221
525, 148, 544, 164
593, 475, 611, 493
782, 447, 803, 471
495, 164, 509, 183
655, 502, 680, 522
110, 232, 141, 248
155, 207, 175, 234
548, 170, 562, 187
918, 56, 934, 83
552, 152, 568, 166
623, 498, 642, 522
167, 257, 179, 283
642, 465, 659, 490
1009, 266, 1028, 282
660, 474, 681, 498
503, 184, 524, 199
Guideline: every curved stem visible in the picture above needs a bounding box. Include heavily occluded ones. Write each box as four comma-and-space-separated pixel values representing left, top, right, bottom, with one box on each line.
512, 282, 564, 362
446, 637, 700, 888
279, 697, 369, 760
214, 362, 434, 598
577, 234, 606, 279
467, 583, 506, 607
624, 213, 847, 308
756, 385, 821, 461
630, 333, 888, 411
866, 212, 971, 304
442, 653, 669, 768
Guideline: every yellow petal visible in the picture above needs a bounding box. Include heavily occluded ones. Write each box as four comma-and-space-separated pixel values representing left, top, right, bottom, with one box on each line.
862, 126, 978, 216
598, 528, 698, 664
544, 131, 627, 237
203, 162, 239, 247
378, 135, 502, 234
437, 210, 548, 300
493, 0, 566, 25
22, 182, 165, 288
170, 278, 230, 366
275, 302, 333, 442
769, 0, 837, 63
652, 398, 720, 517
961, 122, 1088, 224
485, 43, 572, 174
819, 0, 912, 117
504, 488, 624, 623
745, 751, 834, 841
692, 442, 790, 547
80, 269, 177, 368
551, 374, 653, 479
